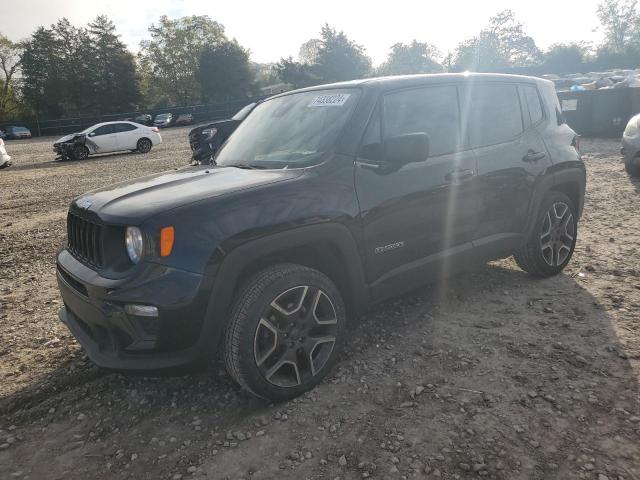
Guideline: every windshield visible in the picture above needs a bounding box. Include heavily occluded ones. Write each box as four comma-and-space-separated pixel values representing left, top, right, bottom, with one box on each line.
215, 89, 360, 169
231, 103, 256, 121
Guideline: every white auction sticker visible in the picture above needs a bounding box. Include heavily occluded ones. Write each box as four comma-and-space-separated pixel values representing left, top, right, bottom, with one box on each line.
561, 99, 578, 111
308, 93, 351, 107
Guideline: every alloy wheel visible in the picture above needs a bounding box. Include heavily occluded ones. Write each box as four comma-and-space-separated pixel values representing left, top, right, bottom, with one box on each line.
253, 285, 338, 388
139, 139, 152, 153
540, 201, 575, 267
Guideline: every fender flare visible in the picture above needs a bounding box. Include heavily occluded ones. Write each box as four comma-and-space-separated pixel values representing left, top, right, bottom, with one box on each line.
523, 165, 586, 240
194, 222, 370, 358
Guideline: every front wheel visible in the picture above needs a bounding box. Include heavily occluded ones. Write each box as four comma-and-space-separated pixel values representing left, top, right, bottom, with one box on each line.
514, 191, 578, 277
72, 146, 89, 161
223, 264, 346, 401
136, 138, 152, 154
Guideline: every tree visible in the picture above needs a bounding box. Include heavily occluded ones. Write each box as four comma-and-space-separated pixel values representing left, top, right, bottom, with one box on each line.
277, 24, 371, 87
379, 40, 442, 76
313, 24, 372, 82
543, 43, 588, 74
274, 56, 318, 88
596, 0, 638, 52
197, 40, 253, 102
139, 15, 227, 105
87, 16, 139, 113
453, 10, 541, 71
0, 34, 23, 121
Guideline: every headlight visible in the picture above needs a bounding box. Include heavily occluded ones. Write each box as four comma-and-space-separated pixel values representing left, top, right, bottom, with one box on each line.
201, 128, 217, 140
125, 226, 144, 264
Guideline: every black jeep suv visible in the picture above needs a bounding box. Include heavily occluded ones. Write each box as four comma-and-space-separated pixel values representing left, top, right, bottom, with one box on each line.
56, 74, 585, 401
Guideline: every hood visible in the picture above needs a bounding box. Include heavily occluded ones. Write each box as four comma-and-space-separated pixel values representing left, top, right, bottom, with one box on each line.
72, 165, 304, 222
55, 133, 81, 144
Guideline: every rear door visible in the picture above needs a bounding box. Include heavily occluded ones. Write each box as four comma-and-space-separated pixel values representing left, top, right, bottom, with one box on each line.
355, 84, 478, 291
468, 82, 550, 256
112, 123, 139, 150
87, 124, 118, 153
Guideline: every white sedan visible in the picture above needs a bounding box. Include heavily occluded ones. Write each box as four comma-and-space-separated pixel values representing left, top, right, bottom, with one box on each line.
0, 138, 11, 169
53, 121, 162, 160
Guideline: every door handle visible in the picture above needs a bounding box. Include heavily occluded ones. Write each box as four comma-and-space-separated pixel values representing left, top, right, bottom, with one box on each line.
522, 150, 546, 162
445, 168, 474, 182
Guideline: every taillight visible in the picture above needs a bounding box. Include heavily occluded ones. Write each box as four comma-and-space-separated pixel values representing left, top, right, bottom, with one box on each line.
151, 127, 159, 133
0, 138, 4, 146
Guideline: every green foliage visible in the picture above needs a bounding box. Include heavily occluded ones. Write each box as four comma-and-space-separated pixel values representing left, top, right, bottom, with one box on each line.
139, 15, 226, 105
0, 34, 23, 121
543, 43, 588, 74
276, 24, 371, 87
596, 0, 638, 52
378, 40, 442, 76
197, 40, 253, 102
453, 10, 541, 71
21, 17, 139, 118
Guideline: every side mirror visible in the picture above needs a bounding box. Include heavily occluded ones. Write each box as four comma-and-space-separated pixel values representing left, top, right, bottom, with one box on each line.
384, 133, 430, 166
88, 132, 96, 137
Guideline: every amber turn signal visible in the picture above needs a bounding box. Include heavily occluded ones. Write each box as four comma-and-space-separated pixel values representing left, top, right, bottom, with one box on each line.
160, 226, 175, 257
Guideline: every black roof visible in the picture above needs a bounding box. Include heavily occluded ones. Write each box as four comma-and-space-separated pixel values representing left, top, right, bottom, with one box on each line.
273, 73, 550, 99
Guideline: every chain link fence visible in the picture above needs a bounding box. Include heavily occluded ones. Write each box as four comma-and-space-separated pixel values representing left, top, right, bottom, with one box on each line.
3, 95, 271, 138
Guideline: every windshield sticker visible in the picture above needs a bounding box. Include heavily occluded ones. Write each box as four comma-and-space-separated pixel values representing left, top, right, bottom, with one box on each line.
308, 93, 351, 107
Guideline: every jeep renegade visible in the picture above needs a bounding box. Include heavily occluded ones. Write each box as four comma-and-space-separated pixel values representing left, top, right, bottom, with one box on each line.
56, 74, 586, 401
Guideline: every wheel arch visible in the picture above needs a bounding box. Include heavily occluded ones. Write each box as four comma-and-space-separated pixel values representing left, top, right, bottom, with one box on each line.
195, 223, 370, 359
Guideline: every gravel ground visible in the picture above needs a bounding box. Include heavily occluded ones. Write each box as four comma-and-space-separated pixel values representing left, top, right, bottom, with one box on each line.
0, 132, 639, 480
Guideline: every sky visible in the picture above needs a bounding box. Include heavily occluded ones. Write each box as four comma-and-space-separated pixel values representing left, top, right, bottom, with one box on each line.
1, 0, 605, 66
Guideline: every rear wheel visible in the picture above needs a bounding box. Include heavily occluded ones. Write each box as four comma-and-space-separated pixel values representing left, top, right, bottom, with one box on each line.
624, 155, 640, 177
224, 264, 346, 401
72, 146, 89, 161
137, 138, 152, 154
514, 191, 577, 277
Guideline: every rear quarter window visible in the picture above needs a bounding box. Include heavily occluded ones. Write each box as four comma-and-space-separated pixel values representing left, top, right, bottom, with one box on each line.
522, 85, 544, 125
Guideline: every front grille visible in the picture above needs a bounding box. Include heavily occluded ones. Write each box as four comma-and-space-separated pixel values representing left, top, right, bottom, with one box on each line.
67, 212, 104, 267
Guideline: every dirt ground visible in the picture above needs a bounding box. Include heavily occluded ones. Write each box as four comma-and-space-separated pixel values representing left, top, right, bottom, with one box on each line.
0, 130, 639, 480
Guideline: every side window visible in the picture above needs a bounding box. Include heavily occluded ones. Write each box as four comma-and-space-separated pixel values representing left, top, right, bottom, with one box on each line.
113, 123, 137, 133
522, 85, 544, 125
468, 84, 523, 147
359, 105, 382, 162
92, 125, 114, 136
383, 85, 460, 157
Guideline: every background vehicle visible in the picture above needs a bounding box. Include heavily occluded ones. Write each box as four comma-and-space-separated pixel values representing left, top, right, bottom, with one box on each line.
154, 113, 173, 128
4, 126, 32, 139
188, 102, 256, 163
0, 138, 11, 168
621, 113, 640, 176
134, 114, 153, 126
175, 113, 194, 125
56, 75, 585, 402
53, 121, 161, 160
0, 130, 6, 140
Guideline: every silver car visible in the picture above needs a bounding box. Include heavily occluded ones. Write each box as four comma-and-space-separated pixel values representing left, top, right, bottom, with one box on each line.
622, 113, 640, 176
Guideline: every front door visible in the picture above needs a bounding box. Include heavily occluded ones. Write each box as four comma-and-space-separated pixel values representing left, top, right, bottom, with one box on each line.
355, 84, 479, 296
88, 124, 119, 153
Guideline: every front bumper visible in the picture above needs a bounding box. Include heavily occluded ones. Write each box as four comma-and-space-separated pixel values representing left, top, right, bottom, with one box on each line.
56, 249, 212, 370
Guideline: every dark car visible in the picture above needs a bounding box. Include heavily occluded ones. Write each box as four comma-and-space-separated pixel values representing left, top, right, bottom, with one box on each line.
188, 102, 256, 163
56, 74, 585, 401
154, 113, 173, 128
175, 113, 194, 126
134, 114, 153, 126
4, 126, 32, 139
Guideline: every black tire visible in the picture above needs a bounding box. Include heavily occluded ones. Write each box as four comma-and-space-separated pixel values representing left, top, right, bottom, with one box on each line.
72, 146, 89, 161
514, 191, 578, 277
137, 138, 152, 154
624, 155, 640, 177
224, 263, 346, 402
